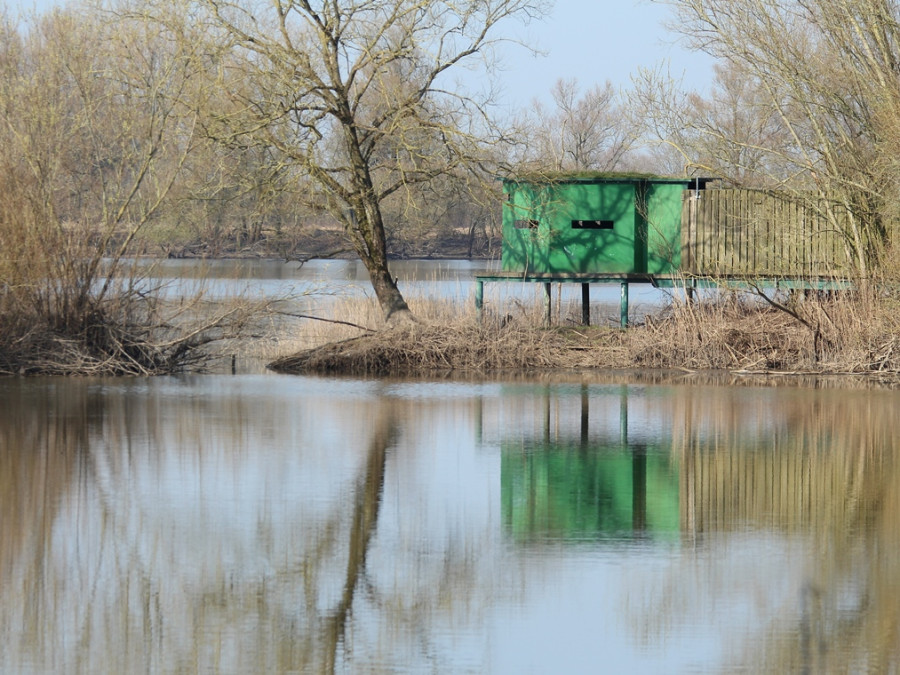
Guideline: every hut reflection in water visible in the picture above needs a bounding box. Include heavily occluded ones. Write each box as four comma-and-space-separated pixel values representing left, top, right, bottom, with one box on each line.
1, 377, 899, 673
494, 381, 900, 673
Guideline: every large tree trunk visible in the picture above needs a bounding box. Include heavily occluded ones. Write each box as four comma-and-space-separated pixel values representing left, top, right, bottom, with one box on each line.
352, 198, 415, 325
342, 122, 415, 325
369, 263, 413, 323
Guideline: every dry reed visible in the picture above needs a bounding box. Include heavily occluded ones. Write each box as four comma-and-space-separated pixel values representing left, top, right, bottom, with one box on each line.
268, 285, 900, 381
0, 171, 277, 375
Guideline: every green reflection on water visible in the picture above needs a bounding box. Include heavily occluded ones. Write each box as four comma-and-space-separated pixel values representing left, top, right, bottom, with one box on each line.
501, 443, 679, 543
5, 374, 900, 674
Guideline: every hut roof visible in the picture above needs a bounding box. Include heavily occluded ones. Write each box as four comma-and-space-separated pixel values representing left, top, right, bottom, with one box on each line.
502, 171, 717, 186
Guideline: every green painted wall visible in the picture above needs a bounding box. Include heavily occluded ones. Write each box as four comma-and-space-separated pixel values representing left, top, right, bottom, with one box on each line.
645, 182, 685, 274
501, 178, 689, 275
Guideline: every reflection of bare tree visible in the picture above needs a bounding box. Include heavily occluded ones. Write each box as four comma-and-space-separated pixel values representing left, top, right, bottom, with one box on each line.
0, 380, 526, 673
0, 380, 94, 662
640, 386, 900, 673
323, 403, 393, 673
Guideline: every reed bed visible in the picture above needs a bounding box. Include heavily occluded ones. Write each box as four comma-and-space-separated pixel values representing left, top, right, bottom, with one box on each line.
0, 152, 289, 375
632, 287, 900, 375
268, 285, 900, 381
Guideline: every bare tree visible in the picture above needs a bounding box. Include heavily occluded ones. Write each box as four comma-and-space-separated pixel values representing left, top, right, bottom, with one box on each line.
139, 0, 549, 324
0, 6, 266, 374
651, 0, 900, 275
516, 78, 635, 172
630, 61, 793, 186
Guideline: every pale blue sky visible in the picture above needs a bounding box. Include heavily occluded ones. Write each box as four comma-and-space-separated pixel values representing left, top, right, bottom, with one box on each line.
500, 1, 713, 105
4, 0, 714, 105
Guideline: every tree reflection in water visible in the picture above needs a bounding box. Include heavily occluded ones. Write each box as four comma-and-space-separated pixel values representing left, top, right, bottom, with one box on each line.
640, 385, 900, 674
1, 376, 900, 672
0, 377, 523, 673
322, 401, 392, 673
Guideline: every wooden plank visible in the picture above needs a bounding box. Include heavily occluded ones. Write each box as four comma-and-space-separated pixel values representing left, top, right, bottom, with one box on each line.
740, 189, 749, 272
719, 189, 728, 273
739, 189, 747, 272
683, 188, 849, 277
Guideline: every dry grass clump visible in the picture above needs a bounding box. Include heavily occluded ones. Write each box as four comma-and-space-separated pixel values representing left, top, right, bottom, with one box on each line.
0, 173, 273, 376
268, 285, 900, 380
816, 291, 900, 373
249, 292, 478, 361
628, 287, 900, 375
628, 294, 814, 371
266, 289, 630, 376
268, 316, 578, 376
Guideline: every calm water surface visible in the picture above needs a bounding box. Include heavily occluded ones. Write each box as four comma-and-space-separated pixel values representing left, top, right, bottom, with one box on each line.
141, 258, 672, 322
1, 373, 898, 674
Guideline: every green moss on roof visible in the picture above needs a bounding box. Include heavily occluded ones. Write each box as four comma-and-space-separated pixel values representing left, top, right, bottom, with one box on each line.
502, 171, 710, 184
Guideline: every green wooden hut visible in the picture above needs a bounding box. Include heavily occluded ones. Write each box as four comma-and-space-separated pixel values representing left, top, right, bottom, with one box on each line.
477, 173, 851, 327
501, 173, 711, 276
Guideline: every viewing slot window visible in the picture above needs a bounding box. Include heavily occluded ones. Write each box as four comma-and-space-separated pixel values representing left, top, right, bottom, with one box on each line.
572, 220, 614, 230
514, 219, 540, 229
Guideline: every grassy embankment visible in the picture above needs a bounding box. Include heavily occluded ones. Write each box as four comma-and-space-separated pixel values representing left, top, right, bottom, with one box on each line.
266, 279, 900, 382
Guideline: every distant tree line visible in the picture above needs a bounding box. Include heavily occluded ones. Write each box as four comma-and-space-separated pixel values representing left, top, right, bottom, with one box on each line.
2, 0, 899, 324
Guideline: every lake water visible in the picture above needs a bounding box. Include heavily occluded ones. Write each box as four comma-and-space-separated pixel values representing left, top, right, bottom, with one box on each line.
1, 261, 898, 674
143, 258, 675, 324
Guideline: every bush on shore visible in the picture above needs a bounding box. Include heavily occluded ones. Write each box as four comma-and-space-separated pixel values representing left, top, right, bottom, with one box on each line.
0, 183, 272, 377
0, 263, 271, 377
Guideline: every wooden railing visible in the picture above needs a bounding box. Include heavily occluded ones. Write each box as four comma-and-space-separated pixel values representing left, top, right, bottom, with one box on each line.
680, 189, 851, 276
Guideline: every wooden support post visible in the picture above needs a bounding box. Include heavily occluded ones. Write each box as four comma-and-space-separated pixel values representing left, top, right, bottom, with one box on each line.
543, 282, 552, 327
580, 383, 589, 448
620, 281, 629, 328
632, 445, 647, 533
475, 279, 484, 324
543, 385, 551, 443
581, 283, 590, 326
